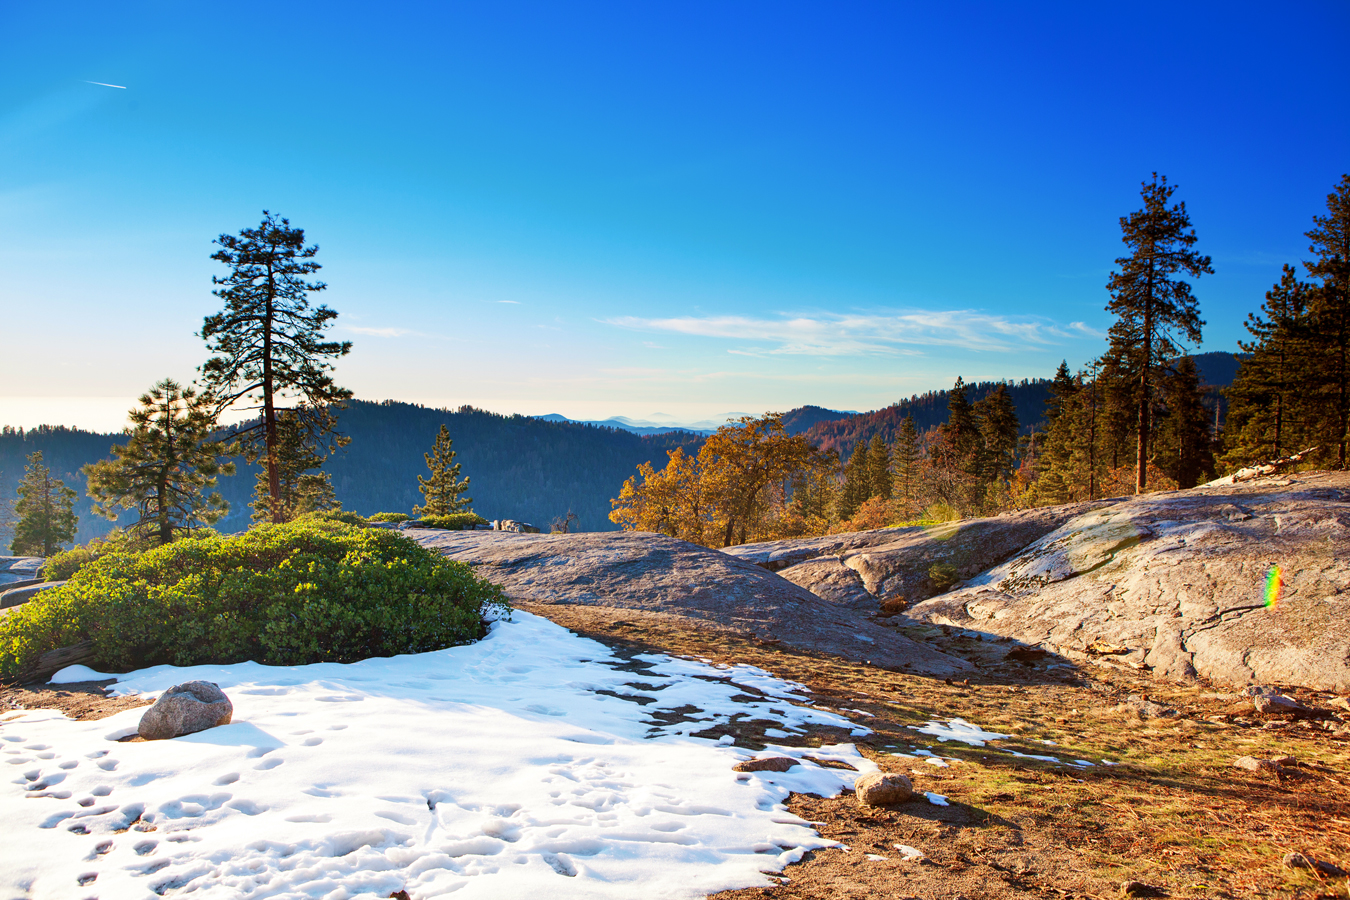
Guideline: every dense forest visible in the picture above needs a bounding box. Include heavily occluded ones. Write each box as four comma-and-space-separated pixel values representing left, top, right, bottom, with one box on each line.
0, 404, 704, 543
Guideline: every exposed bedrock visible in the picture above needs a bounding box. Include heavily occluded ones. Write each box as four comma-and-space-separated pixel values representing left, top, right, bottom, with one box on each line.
723, 501, 1117, 612
906, 472, 1350, 692
411, 529, 972, 677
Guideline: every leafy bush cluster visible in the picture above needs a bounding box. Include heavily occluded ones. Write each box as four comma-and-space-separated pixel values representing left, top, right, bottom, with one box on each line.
367, 512, 411, 523
41, 528, 158, 582
411, 512, 488, 531
0, 517, 508, 679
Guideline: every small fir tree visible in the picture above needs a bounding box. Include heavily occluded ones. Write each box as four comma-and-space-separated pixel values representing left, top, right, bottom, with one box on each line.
1154, 357, 1213, 488
837, 439, 871, 521
975, 384, 1020, 485
11, 451, 78, 556
893, 416, 920, 506
1223, 265, 1313, 466
416, 424, 472, 516
250, 411, 341, 523
867, 433, 893, 501
84, 379, 235, 545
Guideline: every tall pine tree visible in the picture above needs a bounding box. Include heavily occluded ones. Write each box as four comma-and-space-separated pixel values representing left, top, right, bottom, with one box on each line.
1104, 174, 1212, 493
1305, 174, 1350, 468
200, 211, 352, 523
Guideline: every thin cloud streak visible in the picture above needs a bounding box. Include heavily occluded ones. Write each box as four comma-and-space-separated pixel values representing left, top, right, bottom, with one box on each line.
343, 325, 413, 338
83, 81, 126, 89
604, 310, 1095, 355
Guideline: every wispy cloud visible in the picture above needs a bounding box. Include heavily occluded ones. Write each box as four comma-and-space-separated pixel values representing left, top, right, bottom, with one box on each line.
83, 81, 126, 89
343, 325, 413, 338
604, 309, 1095, 356
495, 300, 521, 305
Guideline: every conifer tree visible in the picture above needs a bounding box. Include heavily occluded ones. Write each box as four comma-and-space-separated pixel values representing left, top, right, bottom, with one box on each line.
249, 411, 339, 523
1155, 357, 1213, 488
1104, 174, 1212, 492
974, 384, 1019, 484
1045, 362, 1077, 427
1304, 174, 1350, 468
415, 424, 472, 516
867, 433, 893, 501
893, 416, 920, 505
199, 211, 352, 523
837, 439, 871, 521
1223, 265, 1313, 465
10, 451, 77, 556
84, 379, 235, 545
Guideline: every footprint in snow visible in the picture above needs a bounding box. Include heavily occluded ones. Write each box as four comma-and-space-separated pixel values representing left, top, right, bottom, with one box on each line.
254, 758, 284, 771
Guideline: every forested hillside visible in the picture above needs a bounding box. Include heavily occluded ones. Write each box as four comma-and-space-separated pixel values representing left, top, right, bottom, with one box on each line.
804, 379, 1054, 455
1, 403, 704, 542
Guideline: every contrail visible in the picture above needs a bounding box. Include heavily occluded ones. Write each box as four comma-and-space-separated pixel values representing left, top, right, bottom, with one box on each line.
84, 80, 127, 89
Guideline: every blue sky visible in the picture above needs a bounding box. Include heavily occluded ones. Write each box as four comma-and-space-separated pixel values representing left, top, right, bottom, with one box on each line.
2, 2, 1347, 430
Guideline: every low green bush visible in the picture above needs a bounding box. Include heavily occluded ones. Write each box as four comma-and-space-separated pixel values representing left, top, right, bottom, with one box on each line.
41, 528, 160, 581
368, 512, 411, 523
296, 510, 368, 527
0, 517, 509, 679
412, 512, 488, 531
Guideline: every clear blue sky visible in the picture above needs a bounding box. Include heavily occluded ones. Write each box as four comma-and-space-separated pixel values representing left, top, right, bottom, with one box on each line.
2, 1, 1346, 430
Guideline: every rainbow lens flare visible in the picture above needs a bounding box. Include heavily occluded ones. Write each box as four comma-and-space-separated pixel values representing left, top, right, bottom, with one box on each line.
1264, 565, 1283, 610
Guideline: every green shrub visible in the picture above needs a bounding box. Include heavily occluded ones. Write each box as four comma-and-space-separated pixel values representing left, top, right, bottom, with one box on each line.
412, 512, 488, 531
42, 546, 97, 582
0, 517, 509, 679
920, 501, 960, 523
368, 512, 411, 523
295, 510, 368, 527
927, 562, 960, 592
40, 528, 160, 581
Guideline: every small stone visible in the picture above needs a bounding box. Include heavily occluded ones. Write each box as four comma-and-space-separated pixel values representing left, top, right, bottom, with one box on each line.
854, 772, 914, 806
1120, 880, 1162, 897
733, 756, 799, 773
1330, 697, 1350, 712
137, 681, 233, 741
1283, 851, 1312, 869
1253, 693, 1309, 715
1232, 756, 1276, 772
1269, 755, 1296, 767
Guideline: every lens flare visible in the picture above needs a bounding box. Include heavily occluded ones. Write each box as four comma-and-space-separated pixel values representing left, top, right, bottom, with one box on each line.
1264, 565, 1283, 610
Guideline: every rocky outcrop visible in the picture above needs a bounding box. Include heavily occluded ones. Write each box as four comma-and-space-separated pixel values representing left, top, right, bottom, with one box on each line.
138, 681, 234, 740
905, 472, 1350, 692
0, 557, 44, 588
0, 580, 65, 609
411, 530, 971, 677
723, 502, 1116, 613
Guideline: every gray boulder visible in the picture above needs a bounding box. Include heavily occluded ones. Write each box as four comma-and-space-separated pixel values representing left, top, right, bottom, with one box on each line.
410, 529, 971, 677
906, 472, 1350, 692
138, 681, 234, 740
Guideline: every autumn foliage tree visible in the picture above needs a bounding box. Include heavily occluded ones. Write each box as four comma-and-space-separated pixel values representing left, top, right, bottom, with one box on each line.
610, 414, 820, 547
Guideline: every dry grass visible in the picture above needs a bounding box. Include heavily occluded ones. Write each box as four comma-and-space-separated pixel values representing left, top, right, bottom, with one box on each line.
526, 602, 1350, 900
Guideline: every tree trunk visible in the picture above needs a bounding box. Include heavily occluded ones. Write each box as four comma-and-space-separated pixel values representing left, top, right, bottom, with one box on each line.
1136, 263, 1156, 495
263, 262, 282, 523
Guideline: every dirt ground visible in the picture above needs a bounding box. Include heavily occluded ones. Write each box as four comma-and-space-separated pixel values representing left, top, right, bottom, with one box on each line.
524, 603, 1350, 900
4, 608, 1347, 900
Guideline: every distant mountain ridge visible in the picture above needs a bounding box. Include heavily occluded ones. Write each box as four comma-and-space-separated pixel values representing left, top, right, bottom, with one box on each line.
0, 354, 1240, 544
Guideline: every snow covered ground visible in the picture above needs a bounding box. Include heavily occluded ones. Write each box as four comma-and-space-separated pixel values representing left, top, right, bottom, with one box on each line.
1, 611, 878, 899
